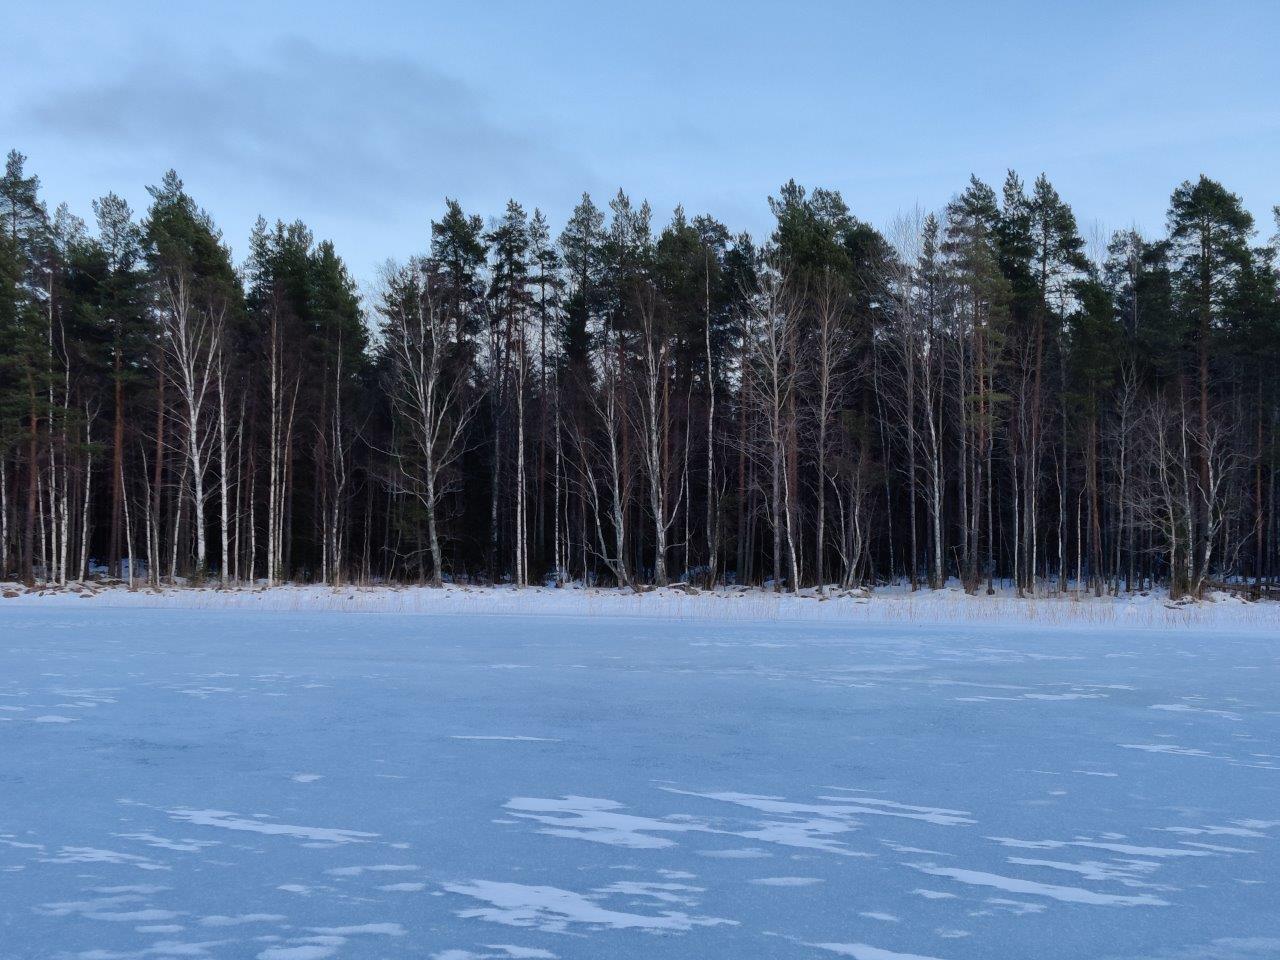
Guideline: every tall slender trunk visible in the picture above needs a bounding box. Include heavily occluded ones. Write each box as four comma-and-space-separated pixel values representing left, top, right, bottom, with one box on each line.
217, 356, 230, 586
151, 353, 165, 586
703, 264, 718, 588
23, 374, 38, 586
109, 345, 124, 577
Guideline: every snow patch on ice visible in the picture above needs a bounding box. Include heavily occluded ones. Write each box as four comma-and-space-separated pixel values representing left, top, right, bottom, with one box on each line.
912, 889, 956, 900
198, 914, 286, 926
257, 947, 338, 960
39, 847, 168, 870
679, 789, 974, 827
504, 796, 713, 849
441, 879, 736, 933
325, 864, 418, 877
910, 863, 1168, 906
307, 923, 406, 936
806, 942, 949, 959
167, 809, 376, 844
431, 948, 557, 960
114, 833, 218, 853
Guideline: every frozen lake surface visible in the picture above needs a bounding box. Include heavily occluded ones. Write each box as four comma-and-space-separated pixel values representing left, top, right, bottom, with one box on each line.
2, 605, 1278, 959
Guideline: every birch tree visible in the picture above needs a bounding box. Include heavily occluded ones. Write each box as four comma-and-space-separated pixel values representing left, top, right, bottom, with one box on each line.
380, 260, 476, 586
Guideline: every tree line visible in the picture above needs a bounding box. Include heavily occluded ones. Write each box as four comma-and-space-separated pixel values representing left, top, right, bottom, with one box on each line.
2, 149, 1278, 597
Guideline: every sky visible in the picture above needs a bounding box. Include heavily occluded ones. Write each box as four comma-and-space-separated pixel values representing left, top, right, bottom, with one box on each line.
3, 0, 1277, 288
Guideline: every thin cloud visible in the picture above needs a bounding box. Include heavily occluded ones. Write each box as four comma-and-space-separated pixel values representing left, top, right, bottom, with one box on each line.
18, 37, 596, 220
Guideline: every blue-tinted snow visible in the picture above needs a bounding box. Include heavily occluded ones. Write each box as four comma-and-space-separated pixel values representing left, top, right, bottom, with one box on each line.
1, 606, 1277, 959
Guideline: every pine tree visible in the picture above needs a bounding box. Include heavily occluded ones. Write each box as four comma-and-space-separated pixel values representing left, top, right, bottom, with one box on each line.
557, 193, 604, 377
88, 193, 148, 578
1167, 175, 1255, 592
527, 208, 563, 577
0, 150, 49, 583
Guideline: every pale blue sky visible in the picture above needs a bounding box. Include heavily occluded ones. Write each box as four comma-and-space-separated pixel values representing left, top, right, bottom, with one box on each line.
4, 0, 1277, 283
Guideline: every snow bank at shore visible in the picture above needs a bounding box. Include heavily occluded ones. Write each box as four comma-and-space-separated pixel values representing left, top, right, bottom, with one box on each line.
4, 580, 1277, 632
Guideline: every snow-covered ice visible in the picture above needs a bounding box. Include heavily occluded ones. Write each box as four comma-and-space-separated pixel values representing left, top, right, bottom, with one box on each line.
1, 600, 1278, 958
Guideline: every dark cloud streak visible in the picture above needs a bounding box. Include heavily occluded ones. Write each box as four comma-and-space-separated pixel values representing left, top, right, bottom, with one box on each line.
18, 36, 597, 226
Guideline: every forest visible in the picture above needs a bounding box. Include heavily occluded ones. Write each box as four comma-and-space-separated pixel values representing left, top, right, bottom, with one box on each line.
1, 149, 1277, 598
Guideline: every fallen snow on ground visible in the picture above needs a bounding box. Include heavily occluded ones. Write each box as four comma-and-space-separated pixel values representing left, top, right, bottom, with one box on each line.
5, 579, 1280, 632
1, 602, 1278, 959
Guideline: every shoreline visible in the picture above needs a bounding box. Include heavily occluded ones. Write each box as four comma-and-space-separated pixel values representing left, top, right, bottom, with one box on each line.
4, 581, 1277, 633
